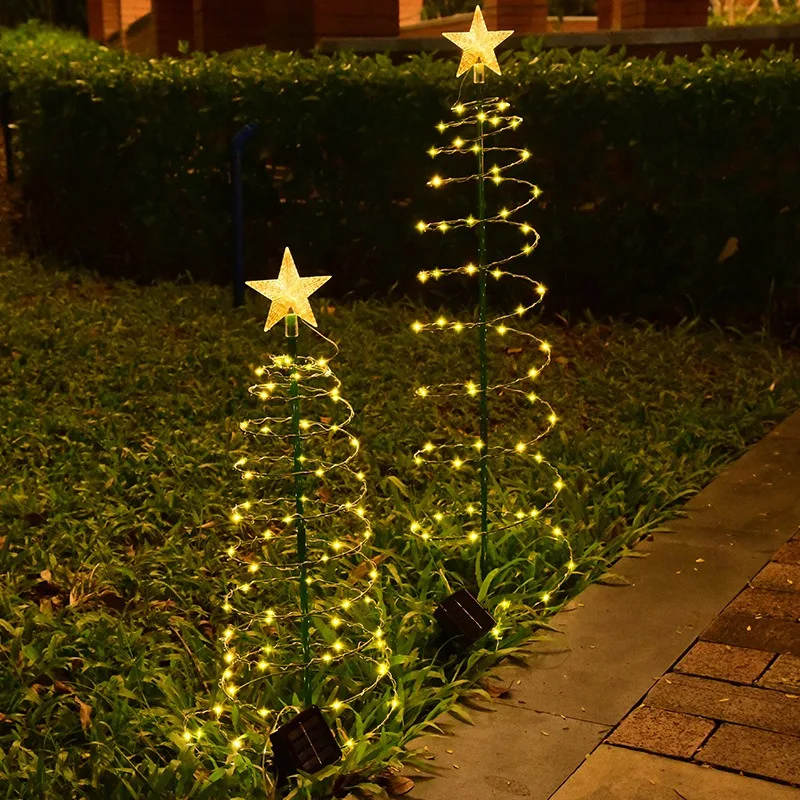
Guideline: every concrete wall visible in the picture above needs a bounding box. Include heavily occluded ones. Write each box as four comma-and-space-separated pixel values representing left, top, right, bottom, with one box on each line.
484, 0, 549, 30
87, 0, 714, 55
400, 0, 424, 26
597, 0, 708, 28
314, 0, 399, 39
400, 12, 598, 36
125, 13, 156, 54
120, 0, 152, 32
152, 0, 194, 55
193, 0, 269, 51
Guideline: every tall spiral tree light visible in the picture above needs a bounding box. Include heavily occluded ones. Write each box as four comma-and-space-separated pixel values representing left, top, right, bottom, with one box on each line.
411, 6, 577, 642
209, 248, 397, 777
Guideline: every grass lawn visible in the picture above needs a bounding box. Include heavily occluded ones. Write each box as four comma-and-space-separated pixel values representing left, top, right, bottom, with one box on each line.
1, 257, 798, 799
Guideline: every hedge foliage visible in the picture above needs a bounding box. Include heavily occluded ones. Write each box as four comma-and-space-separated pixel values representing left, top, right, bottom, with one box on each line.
1, 24, 800, 323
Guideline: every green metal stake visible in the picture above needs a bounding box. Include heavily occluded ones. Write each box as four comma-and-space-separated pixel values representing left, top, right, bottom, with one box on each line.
474, 67, 490, 574
286, 312, 312, 708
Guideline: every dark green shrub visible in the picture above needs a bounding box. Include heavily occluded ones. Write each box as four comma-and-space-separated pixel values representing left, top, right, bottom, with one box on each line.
1, 25, 799, 324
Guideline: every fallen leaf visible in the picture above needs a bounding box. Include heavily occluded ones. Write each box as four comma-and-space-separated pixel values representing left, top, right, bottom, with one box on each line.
482, 679, 514, 699
695, 558, 705, 563
504, 347, 523, 355
386, 775, 415, 796
76, 698, 92, 731
348, 553, 388, 584
717, 236, 739, 263
40, 569, 52, 583
596, 572, 632, 587
198, 620, 214, 639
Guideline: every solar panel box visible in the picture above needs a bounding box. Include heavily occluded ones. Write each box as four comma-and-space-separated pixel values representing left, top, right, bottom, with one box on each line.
434, 588, 496, 646
270, 705, 342, 776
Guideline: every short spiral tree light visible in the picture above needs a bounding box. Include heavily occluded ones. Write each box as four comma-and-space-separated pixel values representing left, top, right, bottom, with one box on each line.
411, 6, 577, 639
214, 248, 396, 776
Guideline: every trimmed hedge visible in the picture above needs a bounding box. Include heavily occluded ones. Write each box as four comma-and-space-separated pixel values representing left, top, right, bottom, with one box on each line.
2, 24, 800, 322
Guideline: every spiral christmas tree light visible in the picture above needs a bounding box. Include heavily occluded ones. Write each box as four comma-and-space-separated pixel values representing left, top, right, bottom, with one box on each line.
411, 6, 573, 581
212, 248, 396, 767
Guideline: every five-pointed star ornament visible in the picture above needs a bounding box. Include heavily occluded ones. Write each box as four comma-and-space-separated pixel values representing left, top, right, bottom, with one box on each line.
246, 248, 332, 331
442, 5, 513, 78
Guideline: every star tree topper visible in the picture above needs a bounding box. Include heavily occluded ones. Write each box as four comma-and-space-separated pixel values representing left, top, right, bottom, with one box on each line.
442, 5, 513, 78
246, 248, 332, 331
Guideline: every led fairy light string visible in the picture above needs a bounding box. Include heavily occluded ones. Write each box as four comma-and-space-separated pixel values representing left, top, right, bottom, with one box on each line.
287, 309, 313, 705
203, 248, 397, 754
410, 7, 575, 592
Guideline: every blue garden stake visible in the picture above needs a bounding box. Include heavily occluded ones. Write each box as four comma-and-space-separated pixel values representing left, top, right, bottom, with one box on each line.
231, 121, 259, 307
0, 91, 15, 184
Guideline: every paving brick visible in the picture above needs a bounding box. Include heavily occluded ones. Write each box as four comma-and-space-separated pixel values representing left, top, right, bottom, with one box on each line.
680, 436, 800, 539
727, 588, 800, 622
646, 672, 800, 736
496, 537, 776, 728
698, 723, 800, 785
775, 540, 800, 565
759, 654, 800, 694
551, 744, 800, 800
752, 562, 800, 592
769, 413, 800, 442
674, 641, 774, 684
607, 706, 715, 757
702, 610, 800, 656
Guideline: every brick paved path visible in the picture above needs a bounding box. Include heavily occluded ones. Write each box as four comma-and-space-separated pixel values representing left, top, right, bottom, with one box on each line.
608, 529, 800, 786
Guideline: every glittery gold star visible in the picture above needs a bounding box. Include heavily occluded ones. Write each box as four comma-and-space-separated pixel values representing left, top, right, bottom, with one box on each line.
442, 6, 513, 78
246, 248, 331, 331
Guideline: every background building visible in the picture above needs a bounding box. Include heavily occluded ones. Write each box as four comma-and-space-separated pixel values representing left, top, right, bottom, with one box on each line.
87, 0, 709, 57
